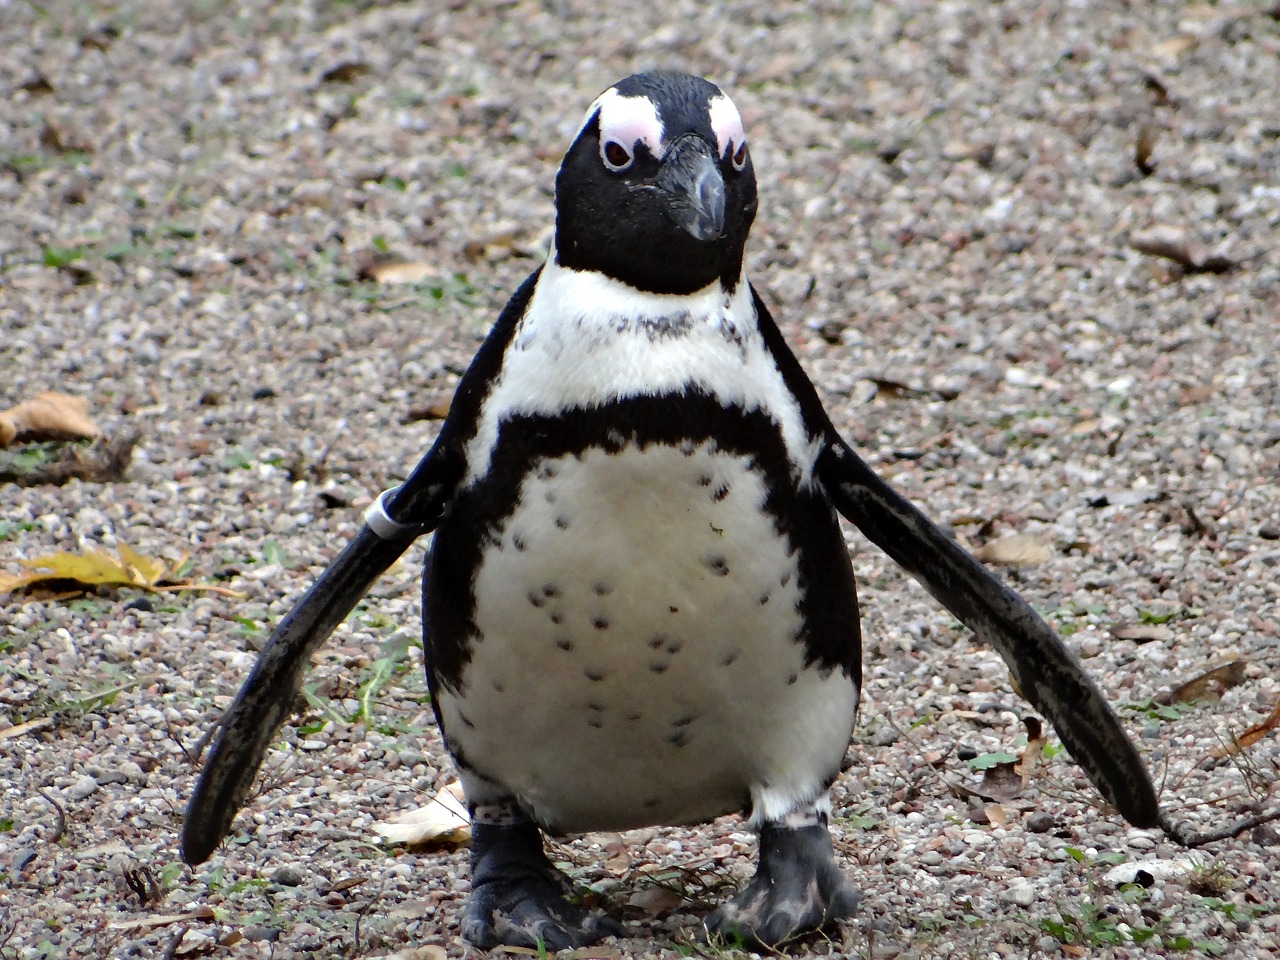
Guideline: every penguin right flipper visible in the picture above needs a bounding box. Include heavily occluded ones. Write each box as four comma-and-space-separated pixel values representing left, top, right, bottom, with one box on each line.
180, 453, 460, 866
816, 436, 1160, 830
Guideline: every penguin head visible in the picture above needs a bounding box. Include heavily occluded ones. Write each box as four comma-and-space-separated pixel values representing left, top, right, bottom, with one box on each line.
553, 72, 758, 296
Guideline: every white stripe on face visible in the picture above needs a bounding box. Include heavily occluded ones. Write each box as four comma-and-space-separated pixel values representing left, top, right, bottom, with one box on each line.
707, 94, 745, 160
576, 87, 666, 160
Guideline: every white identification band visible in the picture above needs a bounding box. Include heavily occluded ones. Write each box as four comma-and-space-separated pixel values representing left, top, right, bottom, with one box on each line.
363, 486, 432, 541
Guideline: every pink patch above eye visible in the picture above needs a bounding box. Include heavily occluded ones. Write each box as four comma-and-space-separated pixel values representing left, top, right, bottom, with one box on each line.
591, 89, 665, 160
708, 94, 746, 160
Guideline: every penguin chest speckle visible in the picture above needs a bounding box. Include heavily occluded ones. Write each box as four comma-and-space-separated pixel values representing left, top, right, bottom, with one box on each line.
432, 441, 858, 833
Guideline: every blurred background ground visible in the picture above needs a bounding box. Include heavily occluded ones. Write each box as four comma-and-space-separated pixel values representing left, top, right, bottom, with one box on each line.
1, 1, 1279, 957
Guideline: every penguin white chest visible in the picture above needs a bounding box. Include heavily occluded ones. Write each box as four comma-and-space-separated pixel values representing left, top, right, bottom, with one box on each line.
436, 440, 858, 833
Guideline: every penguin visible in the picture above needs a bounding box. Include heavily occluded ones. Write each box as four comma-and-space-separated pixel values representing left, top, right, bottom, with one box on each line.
182, 72, 1159, 950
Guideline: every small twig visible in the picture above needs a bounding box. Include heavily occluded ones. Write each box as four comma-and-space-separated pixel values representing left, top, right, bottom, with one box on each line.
1161, 806, 1280, 848
160, 925, 188, 960
36, 788, 66, 843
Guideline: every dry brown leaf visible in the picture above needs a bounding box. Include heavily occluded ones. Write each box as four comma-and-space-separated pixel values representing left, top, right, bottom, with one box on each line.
1159, 659, 1247, 706
0, 543, 242, 598
364, 261, 435, 285
1214, 700, 1280, 757
985, 802, 1009, 827
1113, 624, 1175, 644
973, 533, 1053, 567
0, 431, 137, 486
1135, 121, 1158, 175
0, 717, 55, 741
401, 396, 452, 423
1130, 226, 1235, 274
373, 779, 471, 847
0, 391, 100, 446
108, 906, 215, 932
1152, 35, 1198, 60
628, 885, 684, 918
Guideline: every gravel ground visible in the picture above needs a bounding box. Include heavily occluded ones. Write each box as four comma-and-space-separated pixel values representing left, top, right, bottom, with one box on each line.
2, 1, 1279, 958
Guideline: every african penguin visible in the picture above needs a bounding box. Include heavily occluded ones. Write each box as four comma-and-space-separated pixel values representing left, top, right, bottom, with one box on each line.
183, 72, 1160, 951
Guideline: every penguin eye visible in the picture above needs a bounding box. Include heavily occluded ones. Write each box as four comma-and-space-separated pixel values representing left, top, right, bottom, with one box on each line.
601, 139, 634, 172
731, 141, 748, 172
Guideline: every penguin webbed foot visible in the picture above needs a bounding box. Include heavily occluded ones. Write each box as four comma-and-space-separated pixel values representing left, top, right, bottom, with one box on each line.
464, 819, 624, 950
703, 817, 860, 948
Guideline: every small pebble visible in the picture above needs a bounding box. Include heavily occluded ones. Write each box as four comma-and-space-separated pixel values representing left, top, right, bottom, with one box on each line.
68, 775, 99, 800
1025, 812, 1055, 833
272, 864, 306, 887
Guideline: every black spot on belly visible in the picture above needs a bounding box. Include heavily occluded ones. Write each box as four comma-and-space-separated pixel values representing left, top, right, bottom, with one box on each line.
491, 679, 505, 693
649, 661, 669, 674
669, 605, 679, 614
555, 515, 570, 530
666, 731, 690, 748
665, 639, 683, 654
512, 533, 528, 552
587, 701, 603, 712
592, 616, 610, 631
542, 583, 560, 599
643, 797, 659, 809
780, 572, 792, 587
584, 667, 606, 682
672, 714, 696, 727
555, 637, 574, 651
706, 555, 730, 577
549, 611, 564, 625
759, 592, 770, 605
786, 673, 798, 685
537, 463, 559, 480
626, 711, 642, 721
527, 591, 545, 609
647, 635, 666, 650
592, 581, 613, 597
587, 716, 603, 729
722, 650, 740, 666
712, 483, 730, 502
697, 473, 713, 487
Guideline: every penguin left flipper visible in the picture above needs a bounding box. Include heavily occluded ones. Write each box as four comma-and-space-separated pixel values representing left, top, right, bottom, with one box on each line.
703, 808, 860, 948
181, 454, 459, 866
815, 437, 1161, 830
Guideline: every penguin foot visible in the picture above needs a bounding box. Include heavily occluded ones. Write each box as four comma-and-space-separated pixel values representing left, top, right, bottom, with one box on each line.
703, 817, 860, 948
463, 819, 625, 950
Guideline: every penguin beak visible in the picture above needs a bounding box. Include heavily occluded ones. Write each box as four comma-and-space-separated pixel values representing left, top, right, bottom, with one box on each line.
653, 135, 725, 242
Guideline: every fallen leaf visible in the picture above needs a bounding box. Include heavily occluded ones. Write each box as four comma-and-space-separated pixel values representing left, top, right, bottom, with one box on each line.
463, 225, 523, 262
1152, 35, 1198, 60
1135, 121, 1158, 175
0, 391, 100, 446
373, 779, 471, 847
108, 906, 216, 932
1158, 659, 1247, 706
320, 61, 369, 84
1112, 624, 1175, 644
628, 885, 684, 918
973, 533, 1053, 567
1214, 700, 1280, 757
1130, 226, 1235, 274
0, 432, 137, 486
0, 717, 55, 740
361, 260, 436, 285
0, 542, 242, 599
985, 802, 1009, 827
401, 397, 452, 423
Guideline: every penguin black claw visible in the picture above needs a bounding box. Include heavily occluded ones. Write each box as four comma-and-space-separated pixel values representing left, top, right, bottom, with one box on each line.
464, 820, 624, 950
704, 817, 861, 948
